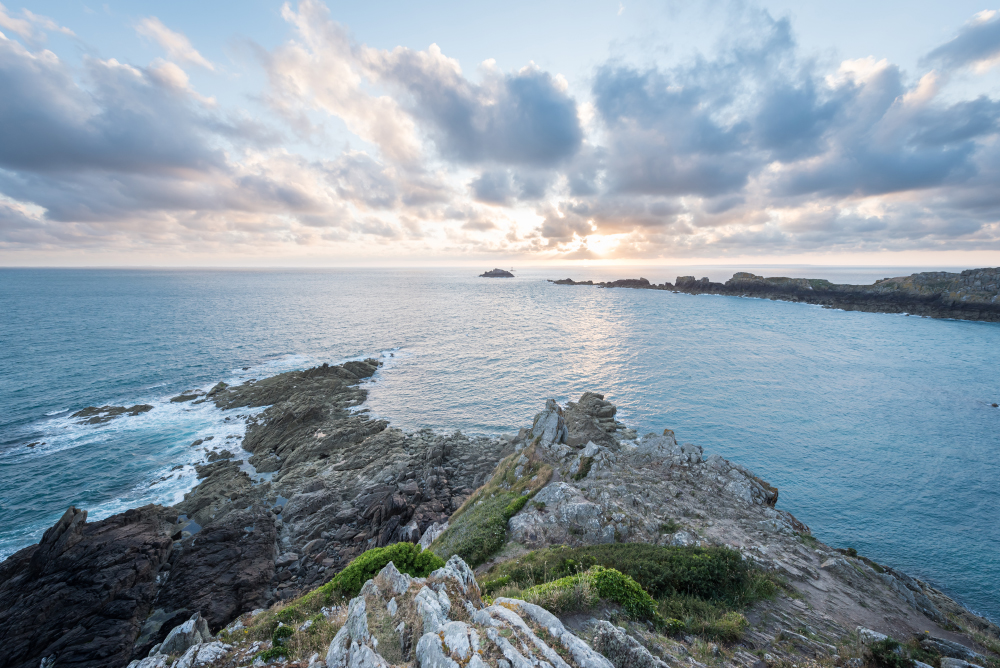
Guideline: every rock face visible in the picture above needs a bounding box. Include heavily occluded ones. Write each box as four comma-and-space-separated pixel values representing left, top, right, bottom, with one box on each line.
322, 557, 614, 668
550, 267, 1000, 322
0, 505, 174, 668
479, 268, 514, 277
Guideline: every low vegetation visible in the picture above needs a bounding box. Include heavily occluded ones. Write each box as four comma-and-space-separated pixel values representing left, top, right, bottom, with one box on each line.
219, 543, 443, 663
430, 444, 552, 566
479, 543, 780, 643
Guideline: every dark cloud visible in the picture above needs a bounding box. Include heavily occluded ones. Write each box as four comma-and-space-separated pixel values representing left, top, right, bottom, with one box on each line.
0, 40, 223, 175
470, 171, 514, 205
924, 11, 1000, 70
374, 51, 582, 167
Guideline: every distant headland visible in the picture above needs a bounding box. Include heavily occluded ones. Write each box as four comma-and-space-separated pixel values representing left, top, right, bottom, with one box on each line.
550, 267, 1000, 322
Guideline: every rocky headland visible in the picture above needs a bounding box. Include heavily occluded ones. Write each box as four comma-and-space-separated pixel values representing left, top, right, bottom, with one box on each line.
1, 362, 998, 668
550, 268, 1000, 322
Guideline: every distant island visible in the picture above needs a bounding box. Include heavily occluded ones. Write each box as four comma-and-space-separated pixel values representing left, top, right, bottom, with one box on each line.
480, 268, 514, 277
550, 267, 1000, 322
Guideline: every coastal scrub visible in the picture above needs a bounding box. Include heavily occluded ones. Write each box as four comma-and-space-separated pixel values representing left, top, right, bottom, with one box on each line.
430, 444, 552, 566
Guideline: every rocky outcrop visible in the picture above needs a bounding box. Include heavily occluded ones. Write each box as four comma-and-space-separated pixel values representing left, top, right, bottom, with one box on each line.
7, 371, 999, 668
480, 268, 515, 277
323, 557, 615, 668
0, 505, 175, 668
70, 404, 154, 424
550, 267, 1000, 322
0, 360, 515, 668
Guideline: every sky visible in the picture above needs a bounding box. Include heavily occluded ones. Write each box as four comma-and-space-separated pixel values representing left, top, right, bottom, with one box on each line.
2, 1, 1000, 267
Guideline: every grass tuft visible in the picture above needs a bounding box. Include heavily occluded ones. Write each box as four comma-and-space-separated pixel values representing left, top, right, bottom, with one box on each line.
430, 444, 552, 567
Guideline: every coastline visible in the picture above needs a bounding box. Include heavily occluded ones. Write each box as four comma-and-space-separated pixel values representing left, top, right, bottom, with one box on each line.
1, 362, 998, 668
549, 267, 1000, 322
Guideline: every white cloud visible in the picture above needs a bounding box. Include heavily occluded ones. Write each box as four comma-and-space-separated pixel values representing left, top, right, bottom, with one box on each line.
136, 17, 214, 71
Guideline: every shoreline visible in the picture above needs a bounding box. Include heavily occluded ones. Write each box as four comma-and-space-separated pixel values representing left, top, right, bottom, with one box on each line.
1, 361, 998, 668
549, 267, 1000, 323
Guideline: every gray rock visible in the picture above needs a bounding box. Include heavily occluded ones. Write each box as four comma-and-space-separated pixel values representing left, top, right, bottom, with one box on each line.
127, 656, 170, 668
374, 561, 412, 596
399, 520, 421, 543
922, 637, 987, 663
856, 627, 889, 645
494, 598, 614, 668
593, 620, 671, 668
158, 613, 212, 656
172, 642, 232, 668
940, 659, 985, 668
415, 586, 450, 633
530, 399, 568, 444
429, 555, 480, 598
416, 631, 461, 668
275, 552, 299, 567
419, 521, 449, 549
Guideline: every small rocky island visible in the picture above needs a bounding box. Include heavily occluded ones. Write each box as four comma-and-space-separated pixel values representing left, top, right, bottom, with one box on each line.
1, 362, 998, 668
551, 268, 1000, 322
480, 268, 514, 277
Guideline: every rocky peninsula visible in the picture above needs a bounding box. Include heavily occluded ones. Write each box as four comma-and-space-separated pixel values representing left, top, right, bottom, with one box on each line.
550, 268, 1000, 322
1, 362, 997, 668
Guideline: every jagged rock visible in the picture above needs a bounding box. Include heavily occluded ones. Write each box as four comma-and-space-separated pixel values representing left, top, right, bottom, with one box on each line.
922, 637, 987, 663
0, 505, 174, 668
126, 655, 171, 668
564, 393, 618, 447
419, 522, 449, 549
172, 641, 232, 668
593, 620, 671, 668
530, 399, 568, 444
149, 506, 276, 645
158, 613, 212, 656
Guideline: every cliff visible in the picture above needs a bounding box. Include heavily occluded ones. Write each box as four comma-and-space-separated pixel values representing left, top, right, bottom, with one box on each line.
1, 365, 997, 668
550, 268, 1000, 322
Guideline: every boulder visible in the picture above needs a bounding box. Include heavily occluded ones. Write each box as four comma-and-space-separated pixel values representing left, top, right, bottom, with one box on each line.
593, 620, 671, 668
529, 399, 568, 445
158, 613, 212, 656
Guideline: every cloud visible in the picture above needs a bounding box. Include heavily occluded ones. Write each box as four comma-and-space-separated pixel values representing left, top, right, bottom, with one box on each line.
266, 1, 582, 168
0, 3, 73, 43
2, 1, 1000, 261
136, 17, 214, 71
924, 10, 1000, 72
370, 49, 583, 166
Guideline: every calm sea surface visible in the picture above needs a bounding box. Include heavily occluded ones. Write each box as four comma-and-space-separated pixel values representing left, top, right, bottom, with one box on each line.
1, 267, 997, 620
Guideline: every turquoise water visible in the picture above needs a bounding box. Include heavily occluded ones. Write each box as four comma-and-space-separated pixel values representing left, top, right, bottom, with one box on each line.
1, 267, 998, 621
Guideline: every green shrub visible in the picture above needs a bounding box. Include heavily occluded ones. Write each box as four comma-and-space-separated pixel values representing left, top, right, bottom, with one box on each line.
867, 638, 914, 668
272, 625, 294, 643
521, 566, 660, 622
431, 446, 552, 567
573, 456, 594, 481
480, 543, 760, 603
660, 519, 681, 533
314, 542, 444, 600
255, 622, 296, 662
658, 594, 748, 642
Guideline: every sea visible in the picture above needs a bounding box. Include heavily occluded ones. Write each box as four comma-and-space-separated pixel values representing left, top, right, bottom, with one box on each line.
1, 267, 997, 621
